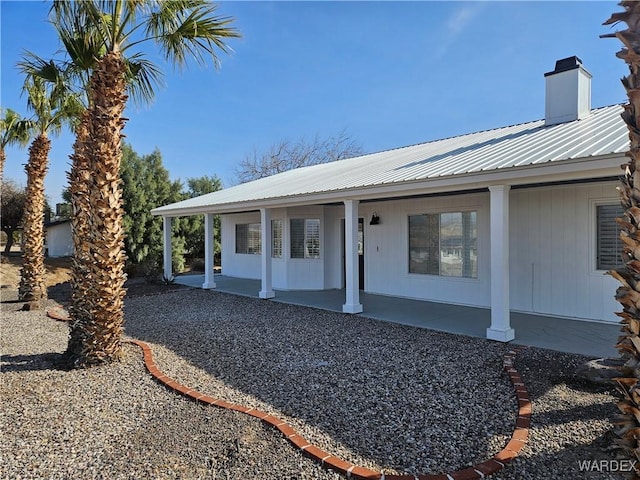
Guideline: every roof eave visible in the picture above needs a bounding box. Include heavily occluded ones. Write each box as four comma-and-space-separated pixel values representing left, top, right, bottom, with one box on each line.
151, 152, 625, 218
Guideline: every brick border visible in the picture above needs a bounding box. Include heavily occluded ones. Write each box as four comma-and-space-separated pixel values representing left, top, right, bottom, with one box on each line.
46, 308, 530, 479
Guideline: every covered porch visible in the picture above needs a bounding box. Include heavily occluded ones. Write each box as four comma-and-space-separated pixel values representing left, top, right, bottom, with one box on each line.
159, 188, 517, 344
174, 273, 618, 358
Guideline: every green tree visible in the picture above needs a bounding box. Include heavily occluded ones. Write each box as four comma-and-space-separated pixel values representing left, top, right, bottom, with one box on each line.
51, 0, 239, 366
120, 143, 184, 272
1, 180, 27, 254
55, 202, 72, 219
179, 175, 223, 260
63, 144, 189, 274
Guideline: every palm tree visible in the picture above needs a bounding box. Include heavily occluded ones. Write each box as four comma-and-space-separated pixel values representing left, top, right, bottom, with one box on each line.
16, 61, 82, 308
0, 108, 32, 183
51, 0, 239, 366
50, 10, 163, 357
604, 1, 640, 470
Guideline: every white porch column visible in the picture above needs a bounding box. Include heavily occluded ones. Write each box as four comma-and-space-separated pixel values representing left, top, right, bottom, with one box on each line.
162, 216, 173, 280
259, 208, 275, 299
343, 200, 363, 313
202, 213, 216, 289
487, 185, 515, 342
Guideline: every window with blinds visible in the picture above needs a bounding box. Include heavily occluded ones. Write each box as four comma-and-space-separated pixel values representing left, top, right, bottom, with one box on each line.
235, 223, 261, 254
291, 218, 320, 259
408, 211, 477, 278
272, 219, 282, 258
597, 204, 624, 270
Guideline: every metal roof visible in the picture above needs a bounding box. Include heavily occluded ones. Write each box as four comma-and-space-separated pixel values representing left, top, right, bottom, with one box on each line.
153, 104, 628, 216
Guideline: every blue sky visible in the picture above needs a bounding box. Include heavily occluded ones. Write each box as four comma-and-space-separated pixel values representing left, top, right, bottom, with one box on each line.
0, 1, 626, 205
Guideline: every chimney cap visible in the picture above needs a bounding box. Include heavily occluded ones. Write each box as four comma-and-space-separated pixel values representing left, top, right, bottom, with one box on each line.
544, 56, 584, 77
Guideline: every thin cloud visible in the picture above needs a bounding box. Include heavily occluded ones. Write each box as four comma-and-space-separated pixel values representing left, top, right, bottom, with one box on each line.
434, 3, 487, 59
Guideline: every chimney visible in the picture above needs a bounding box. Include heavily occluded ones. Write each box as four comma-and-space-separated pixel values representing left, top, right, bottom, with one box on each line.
544, 56, 592, 126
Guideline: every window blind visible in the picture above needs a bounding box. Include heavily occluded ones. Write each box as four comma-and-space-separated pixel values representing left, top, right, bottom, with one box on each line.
597, 204, 624, 270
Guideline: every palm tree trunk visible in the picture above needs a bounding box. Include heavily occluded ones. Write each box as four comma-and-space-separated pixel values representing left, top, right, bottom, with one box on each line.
0, 148, 5, 183
18, 134, 50, 308
605, 2, 640, 473
66, 109, 94, 359
67, 51, 128, 366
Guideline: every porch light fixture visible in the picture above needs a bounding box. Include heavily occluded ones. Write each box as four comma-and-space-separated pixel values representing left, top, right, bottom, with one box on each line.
369, 212, 380, 225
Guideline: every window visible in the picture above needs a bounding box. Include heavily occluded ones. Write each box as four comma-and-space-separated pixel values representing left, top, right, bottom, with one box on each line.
291, 218, 320, 259
408, 211, 477, 278
272, 219, 282, 258
597, 204, 624, 270
235, 223, 261, 254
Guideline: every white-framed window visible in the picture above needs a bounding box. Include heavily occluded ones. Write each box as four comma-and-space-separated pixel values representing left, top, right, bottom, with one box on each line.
291, 218, 320, 259
272, 219, 282, 258
235, 223, 261, 255
596, 203, 624, 270
408, 211, 477, 278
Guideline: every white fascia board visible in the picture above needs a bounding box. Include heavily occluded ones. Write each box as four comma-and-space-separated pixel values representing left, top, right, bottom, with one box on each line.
151, 153, 624, 218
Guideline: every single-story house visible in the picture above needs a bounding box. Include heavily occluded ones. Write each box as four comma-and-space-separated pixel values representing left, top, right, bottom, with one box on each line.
152, 56, 627, 342
45, 219, 72, 257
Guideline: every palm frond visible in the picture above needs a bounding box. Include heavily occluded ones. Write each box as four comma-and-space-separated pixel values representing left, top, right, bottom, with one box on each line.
17, 51, 78, 107
17, 52, 61, 84
0, 109, 33, 148
51, 93, 85, 136
124, 53, 165, 106
53, 0, 114, 53
142, 0, 240, 70
21, 76, 51, 134
50, 0, 238, 108
52, 7, 104, 73
18, 54, 83, 136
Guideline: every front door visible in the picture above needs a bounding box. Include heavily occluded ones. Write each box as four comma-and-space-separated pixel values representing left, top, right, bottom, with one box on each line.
341, 218, 364, 290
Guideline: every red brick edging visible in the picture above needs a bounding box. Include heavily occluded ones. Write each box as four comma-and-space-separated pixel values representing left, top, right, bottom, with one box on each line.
46, 308, 530, 479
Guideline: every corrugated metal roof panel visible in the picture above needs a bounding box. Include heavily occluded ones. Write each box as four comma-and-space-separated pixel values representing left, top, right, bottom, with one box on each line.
153, 104, 628, 215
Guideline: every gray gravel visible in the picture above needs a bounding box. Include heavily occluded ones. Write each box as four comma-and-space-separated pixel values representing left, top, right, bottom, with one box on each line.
0, 288, 625, 479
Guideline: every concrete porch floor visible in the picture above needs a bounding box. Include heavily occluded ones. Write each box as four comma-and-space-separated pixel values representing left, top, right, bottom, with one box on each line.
175, 274, 619, 358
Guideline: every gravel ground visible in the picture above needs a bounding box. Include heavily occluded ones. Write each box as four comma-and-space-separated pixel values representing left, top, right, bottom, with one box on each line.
0, 287, 625, 479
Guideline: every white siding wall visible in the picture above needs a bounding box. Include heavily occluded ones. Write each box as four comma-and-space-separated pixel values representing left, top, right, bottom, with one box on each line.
323, 206, 343, 289
510, 181, 620, 322
221, 207, 325, 290
220, 181, 619, 322
221, 212, 261, 280
360, 193, 491, 307
46, 222, 73, 257
285, 206, 325, 290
